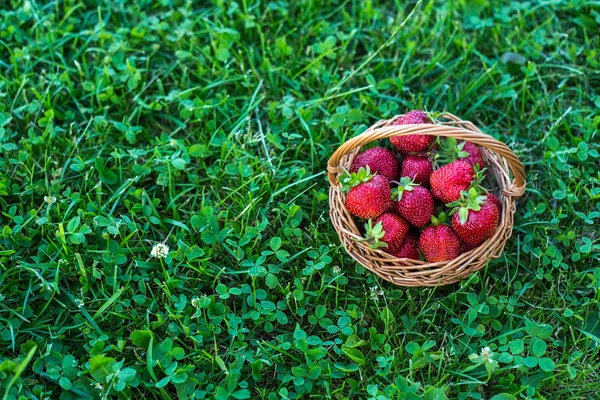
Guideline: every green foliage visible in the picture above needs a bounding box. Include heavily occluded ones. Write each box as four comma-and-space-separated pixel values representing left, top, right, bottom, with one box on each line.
0, 0, 599, 399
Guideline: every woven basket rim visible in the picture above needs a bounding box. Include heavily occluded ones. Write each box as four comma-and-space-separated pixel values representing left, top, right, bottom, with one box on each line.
327, 112, 526, 287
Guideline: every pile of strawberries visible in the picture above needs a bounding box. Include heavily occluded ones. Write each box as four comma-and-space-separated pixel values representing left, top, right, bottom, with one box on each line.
339, 110, 501, 263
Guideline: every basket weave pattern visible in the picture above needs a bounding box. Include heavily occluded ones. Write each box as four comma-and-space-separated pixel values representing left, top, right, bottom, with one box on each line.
327, 113, 526, 287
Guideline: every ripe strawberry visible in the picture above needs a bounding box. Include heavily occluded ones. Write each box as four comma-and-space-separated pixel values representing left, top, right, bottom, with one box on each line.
430, 160, 474, 203
461, 241, 479, 252
419, 221, 463, 262
390, 110, 435, 154
339, 167, 393, 219
361, 213, 409, 252
388, 233, 420, 259
350, 147, 399, 181
400, 155, 433, 186
486, 193, 501, 212
461, 142, 485, 167
449, 189, 500, 246
392, 177, 435, 228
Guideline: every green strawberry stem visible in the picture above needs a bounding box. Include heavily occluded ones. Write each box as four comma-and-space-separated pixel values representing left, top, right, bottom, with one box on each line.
424, 110, 441, 124
468, 164, 489, 194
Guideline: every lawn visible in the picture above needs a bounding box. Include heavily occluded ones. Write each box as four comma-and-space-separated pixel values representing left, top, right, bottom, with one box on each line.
1, 0, 599, 399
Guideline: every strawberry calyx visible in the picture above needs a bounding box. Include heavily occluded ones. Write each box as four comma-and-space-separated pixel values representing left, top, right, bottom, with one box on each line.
390, 177, 419, 201
357, 219, 388, 249
446, 187, 488, 224
338, 166, 375, 192
424, 110, 441, 124
432, 137, 471, 168
430, 211, 449, 226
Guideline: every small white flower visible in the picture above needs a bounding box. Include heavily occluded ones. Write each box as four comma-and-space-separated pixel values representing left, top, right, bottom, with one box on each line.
44, 195, 56, 204
191, 297, 200, 307
480, 346, 492, 362
151, 243, 169, 259
93, 382, 103, 390
332, 266, 341, 275
74, 298, 84, 308
370, 285, 384, 301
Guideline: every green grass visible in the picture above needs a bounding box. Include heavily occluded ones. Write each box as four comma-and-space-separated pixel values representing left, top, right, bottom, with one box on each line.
1, 0, 599, 399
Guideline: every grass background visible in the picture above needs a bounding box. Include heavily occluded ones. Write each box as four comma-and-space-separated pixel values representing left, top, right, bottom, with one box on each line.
1, 0, 599, 399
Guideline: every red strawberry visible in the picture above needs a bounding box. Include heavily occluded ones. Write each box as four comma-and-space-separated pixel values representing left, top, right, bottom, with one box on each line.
401, 155, 433, 186
461, 242, 479, 252
339, 167, 393, 219
388, 233, 420, 259
461, 142, 485, 167
365, 213, 409, 252
449, 189, 500, 246
390, 110, 434, 154
350, 147, 399, 181
392, 177, 435, 228
486, 193, 501, 212
430, 160, 475, 203
419, 223, 463, 262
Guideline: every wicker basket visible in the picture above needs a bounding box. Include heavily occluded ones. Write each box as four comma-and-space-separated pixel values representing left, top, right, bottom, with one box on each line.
327, 112, 526, 287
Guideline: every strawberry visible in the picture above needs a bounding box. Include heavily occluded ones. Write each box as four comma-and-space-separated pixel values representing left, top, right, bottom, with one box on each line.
430, 160, 475, 203
461, 241, 479, 252
400, 155, 433, 186
350, 147, 399, 181
339, 167, 393, 219
448, 189, 500, 246
388, 233, 420, 259
461, 142, 485, 168
418, 217, 463, 262
360, 213, 409, 252
435, 138, 484, 167
390, 110, 435, 154
486, 193, 501, 212
392, 177, 435, 228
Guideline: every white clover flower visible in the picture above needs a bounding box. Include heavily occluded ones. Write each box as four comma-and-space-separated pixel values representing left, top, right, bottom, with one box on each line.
332, 266, 342, 275
370, 285, 384, 301
74, 298, 84, 308
480, 346, 492, 362
469, 345, 498, 373
151, 243, 169, 259
44, 195, 56, 204
191, 297, 200, 307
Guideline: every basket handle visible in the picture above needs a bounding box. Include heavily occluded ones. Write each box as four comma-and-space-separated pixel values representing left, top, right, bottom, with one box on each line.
327, 119, 526, 197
